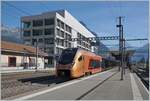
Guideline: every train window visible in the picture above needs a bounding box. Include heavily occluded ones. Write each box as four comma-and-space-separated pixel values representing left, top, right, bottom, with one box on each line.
99, 61, 102, 67
58, 48, 78, 65
89, 60, 101, 68
78, 56, 82, 61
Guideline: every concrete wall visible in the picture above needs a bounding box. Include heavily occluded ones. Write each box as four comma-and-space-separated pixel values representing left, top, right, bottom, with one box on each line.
1, 54, 45, 70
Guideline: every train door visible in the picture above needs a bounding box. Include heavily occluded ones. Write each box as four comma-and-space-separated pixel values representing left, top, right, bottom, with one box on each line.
78, 55, 85, 76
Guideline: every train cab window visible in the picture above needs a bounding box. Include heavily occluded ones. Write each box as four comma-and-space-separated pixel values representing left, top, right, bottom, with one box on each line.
58, 48, 78, 65
78, 56, 83, 61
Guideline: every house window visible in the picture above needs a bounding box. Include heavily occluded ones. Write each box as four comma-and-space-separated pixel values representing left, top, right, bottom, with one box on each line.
45, 18, 54, 25
8, 57, 16, 67
29, 58, 35, 67
33, 19, 43, 27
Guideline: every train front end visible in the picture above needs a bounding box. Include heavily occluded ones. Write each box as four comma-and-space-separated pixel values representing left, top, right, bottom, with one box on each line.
56, 48, 78, 78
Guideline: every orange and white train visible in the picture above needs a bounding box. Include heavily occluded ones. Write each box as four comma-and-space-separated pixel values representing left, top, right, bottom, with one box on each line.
56, 48, 103, 78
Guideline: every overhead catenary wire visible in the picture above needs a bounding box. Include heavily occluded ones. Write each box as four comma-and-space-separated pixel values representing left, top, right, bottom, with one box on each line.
3, 1, 31, 16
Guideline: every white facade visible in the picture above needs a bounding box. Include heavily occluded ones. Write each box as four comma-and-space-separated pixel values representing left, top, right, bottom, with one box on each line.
21, 10, 97, 67
1, 54, 45, 70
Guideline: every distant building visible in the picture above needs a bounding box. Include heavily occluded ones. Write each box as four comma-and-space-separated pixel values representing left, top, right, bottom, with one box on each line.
1, 41, 48, 70
21, 10, 97, 67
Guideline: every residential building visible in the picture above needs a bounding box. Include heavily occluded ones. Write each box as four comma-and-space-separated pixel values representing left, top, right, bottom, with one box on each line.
1, 41, 48, 70
21, 10, 97, 67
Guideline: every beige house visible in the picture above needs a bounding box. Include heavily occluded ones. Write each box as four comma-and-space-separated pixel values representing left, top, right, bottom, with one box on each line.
1, 41, 48, 70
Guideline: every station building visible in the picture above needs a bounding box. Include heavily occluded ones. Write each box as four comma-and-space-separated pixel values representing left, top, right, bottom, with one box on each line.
1, 41, 48, 70
21, 10, 97, 68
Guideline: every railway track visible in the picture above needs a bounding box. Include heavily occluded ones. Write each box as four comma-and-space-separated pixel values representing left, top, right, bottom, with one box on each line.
134, 71, 149, 90
131, 66, 149, 90
1, 70, 71, 99
1, 68, 114, 99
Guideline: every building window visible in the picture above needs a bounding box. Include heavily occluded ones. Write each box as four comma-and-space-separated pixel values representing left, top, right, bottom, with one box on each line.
24, 39, 31, 42
44, 38, 54, 44
8, 57, 16, 67
57, 29, 64, 38
61, 22, 64, 29
65, 25, 72, 33
49, 48, 54, 54
56, 47, 63, 55
68, 26, 72, 33
33, 29, 43, 36
69, 42, 71, 47
48, 57, 53, 65
57, 19, 61, 27
23, 21, 31, 28
33, 19, 43, 27
57, 28, 60, 36
65, 34, 71, 40
45, 48, 54, 54
56, 38, 64, 46
64, 41, 67, 47
57, 19, 64, 29
45, 18, 54, 25
61, 31, 64, 38
44, 28, 54, 35
23, 30, 31, 37
38, 38, 43, 43
32, 39, 37, 46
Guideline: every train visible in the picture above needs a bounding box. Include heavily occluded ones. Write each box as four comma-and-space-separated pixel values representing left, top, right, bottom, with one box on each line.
56, 48, 118, 78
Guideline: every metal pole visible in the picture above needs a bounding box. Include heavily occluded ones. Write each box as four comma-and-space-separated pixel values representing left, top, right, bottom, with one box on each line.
117, 16, 124, 80
118, 17, 122, 72
36, 39, 38, 70
120, 25, 124, 80
123, 39, 126, 75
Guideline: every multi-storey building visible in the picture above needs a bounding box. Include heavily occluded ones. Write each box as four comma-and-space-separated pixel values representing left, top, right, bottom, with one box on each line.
21, 10, 97, 67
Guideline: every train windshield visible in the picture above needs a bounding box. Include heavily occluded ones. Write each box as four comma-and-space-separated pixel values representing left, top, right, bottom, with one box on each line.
58, 48, 78, 65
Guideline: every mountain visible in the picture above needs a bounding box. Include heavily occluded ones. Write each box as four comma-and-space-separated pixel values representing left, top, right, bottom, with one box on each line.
109, 42, 138, 51
131, 43, 149, 63
1, 26, 23, 43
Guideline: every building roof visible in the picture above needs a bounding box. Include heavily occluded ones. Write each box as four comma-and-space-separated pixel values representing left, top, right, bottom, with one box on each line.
1, 41, 48, 57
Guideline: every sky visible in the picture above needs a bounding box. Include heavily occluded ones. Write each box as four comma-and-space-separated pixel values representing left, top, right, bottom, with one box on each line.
1, 1, 149, 48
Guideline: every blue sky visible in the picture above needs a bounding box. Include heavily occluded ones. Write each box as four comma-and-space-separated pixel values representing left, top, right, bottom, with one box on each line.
1, 1, 149, 47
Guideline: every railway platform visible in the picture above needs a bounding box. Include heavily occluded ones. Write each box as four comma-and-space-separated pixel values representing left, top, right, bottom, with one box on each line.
1, 68, 55, 74
13, 67, 149, 100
